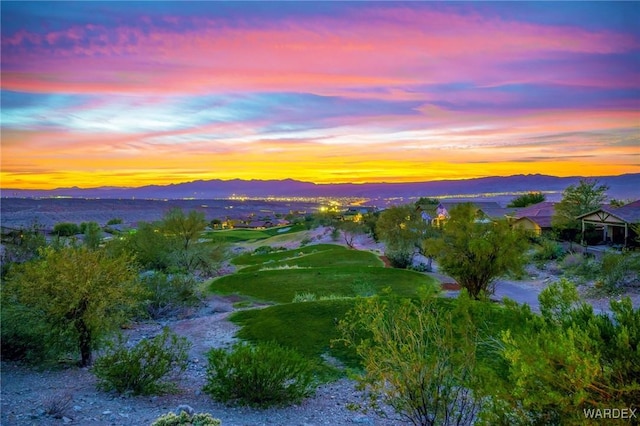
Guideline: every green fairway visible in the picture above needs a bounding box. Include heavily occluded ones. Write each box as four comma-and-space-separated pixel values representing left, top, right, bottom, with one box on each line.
230, 297, 526, 374
232, 244, 341, 266
231, 299, 358, 366
209, 266, 437, 303
238, 248, 383, 272
206, 224, 307, 243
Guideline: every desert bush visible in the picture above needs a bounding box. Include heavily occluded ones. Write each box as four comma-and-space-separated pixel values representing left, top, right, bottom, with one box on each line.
93, 327, 190, 395
599, 252, 640, 291
151, 411, 221, 426
253, 245, 274, 255
491, 280, 640, 423
532, 238, 564, 262
560, 253, 584, 270
299, 237, 312, 246
337, 293, 482, 425
52, 222, 80, 236
385, 249, 413, 269
409, 261, 432, 273
203, 341, 317, 407
140, 272, 201, 318
42, 393, 73, 419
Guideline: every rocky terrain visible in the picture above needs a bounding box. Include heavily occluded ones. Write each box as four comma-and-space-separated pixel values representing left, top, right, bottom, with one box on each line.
1, 293, 400, 426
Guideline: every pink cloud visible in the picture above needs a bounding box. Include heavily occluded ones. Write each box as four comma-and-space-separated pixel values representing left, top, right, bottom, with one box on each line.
3, 8, 638, 96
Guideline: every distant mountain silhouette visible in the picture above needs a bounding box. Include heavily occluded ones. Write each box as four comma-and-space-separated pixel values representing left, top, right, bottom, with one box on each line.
2, 174, 639, 200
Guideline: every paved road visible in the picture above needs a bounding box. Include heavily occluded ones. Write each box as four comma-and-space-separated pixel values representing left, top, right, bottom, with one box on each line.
429, 272, 544, 312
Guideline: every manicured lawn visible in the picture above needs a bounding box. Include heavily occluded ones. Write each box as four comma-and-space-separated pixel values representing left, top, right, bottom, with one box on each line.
207, 229, 272, 242
231, 299, 358, 367
209, 266, 437, 303
239, 248, 383, 272
230, 297, 527, 375
232, 244, 341, 266
206, 224, 307, 243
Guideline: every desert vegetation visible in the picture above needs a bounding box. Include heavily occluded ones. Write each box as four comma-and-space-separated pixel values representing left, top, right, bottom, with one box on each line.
1, 192, 639, 425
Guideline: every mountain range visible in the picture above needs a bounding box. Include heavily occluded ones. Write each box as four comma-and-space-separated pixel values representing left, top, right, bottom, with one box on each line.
2, 174, 639, 201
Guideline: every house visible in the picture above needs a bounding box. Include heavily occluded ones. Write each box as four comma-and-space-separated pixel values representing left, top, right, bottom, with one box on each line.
508, 201, 556, 236
432, 201, 505, 226
342, 206, 376, 222
576, 200, 640, 247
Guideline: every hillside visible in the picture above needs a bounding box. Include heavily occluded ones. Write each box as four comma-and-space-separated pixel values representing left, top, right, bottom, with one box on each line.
2, 173, 639, 200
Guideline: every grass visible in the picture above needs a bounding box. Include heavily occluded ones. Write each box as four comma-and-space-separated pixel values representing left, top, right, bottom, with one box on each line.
230, 296, 528, 376
205, 224, 307, 243
232, 244, 341, 266
239, 249, 383, 272
209, 266, 437, 303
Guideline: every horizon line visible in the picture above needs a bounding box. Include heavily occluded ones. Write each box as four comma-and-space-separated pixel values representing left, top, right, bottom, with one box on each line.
2, 172, 637, 192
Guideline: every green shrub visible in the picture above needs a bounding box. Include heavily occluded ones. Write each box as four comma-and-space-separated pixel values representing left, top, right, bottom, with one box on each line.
532, 238, 564, 262
151, 411, 221, 426
337, 293, 483, 425
0, 299, 74, 364
385, 249, 413, 269
107, 218, 123, 225
93, 328, 191, 395
52, 222, 80, 236
599, 252, 640, 291
492, 280, 640, 423
203, 341, 317, 407
299, 237, 312, 246
140, 272, 201, 319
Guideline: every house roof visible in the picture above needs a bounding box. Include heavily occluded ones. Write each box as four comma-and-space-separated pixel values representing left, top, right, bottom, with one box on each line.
479, 207, 517, 219
439, 201, 501, 210
510, 201, 556, 229
577, 200, 640, 224
510, 201, 556, 219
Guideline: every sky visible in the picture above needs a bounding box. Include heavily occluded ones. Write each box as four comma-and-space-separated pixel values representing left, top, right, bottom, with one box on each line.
1, 1, 639, 189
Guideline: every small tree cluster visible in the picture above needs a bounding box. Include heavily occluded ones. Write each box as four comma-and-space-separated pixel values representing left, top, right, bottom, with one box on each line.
507, 192, 546, 208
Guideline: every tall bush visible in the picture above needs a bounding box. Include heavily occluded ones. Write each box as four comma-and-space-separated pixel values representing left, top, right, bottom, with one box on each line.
337, 294, 483, 426
490, 280, 640, 423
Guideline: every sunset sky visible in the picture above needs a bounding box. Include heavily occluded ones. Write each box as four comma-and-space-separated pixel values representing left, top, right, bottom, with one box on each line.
2, 1, 639, 189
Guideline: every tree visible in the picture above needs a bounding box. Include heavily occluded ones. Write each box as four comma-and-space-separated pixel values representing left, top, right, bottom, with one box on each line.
53, 222, 80, 236
112, 222, 178, 271
376, 204, 430, 267
336, 219, 366, 249
507, 192, 546, 208
160, 208, 207, 251
81, 221, 102, 249
427, 203, 527, 299
552, 178, 609, 243
4, 246, 140, 366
